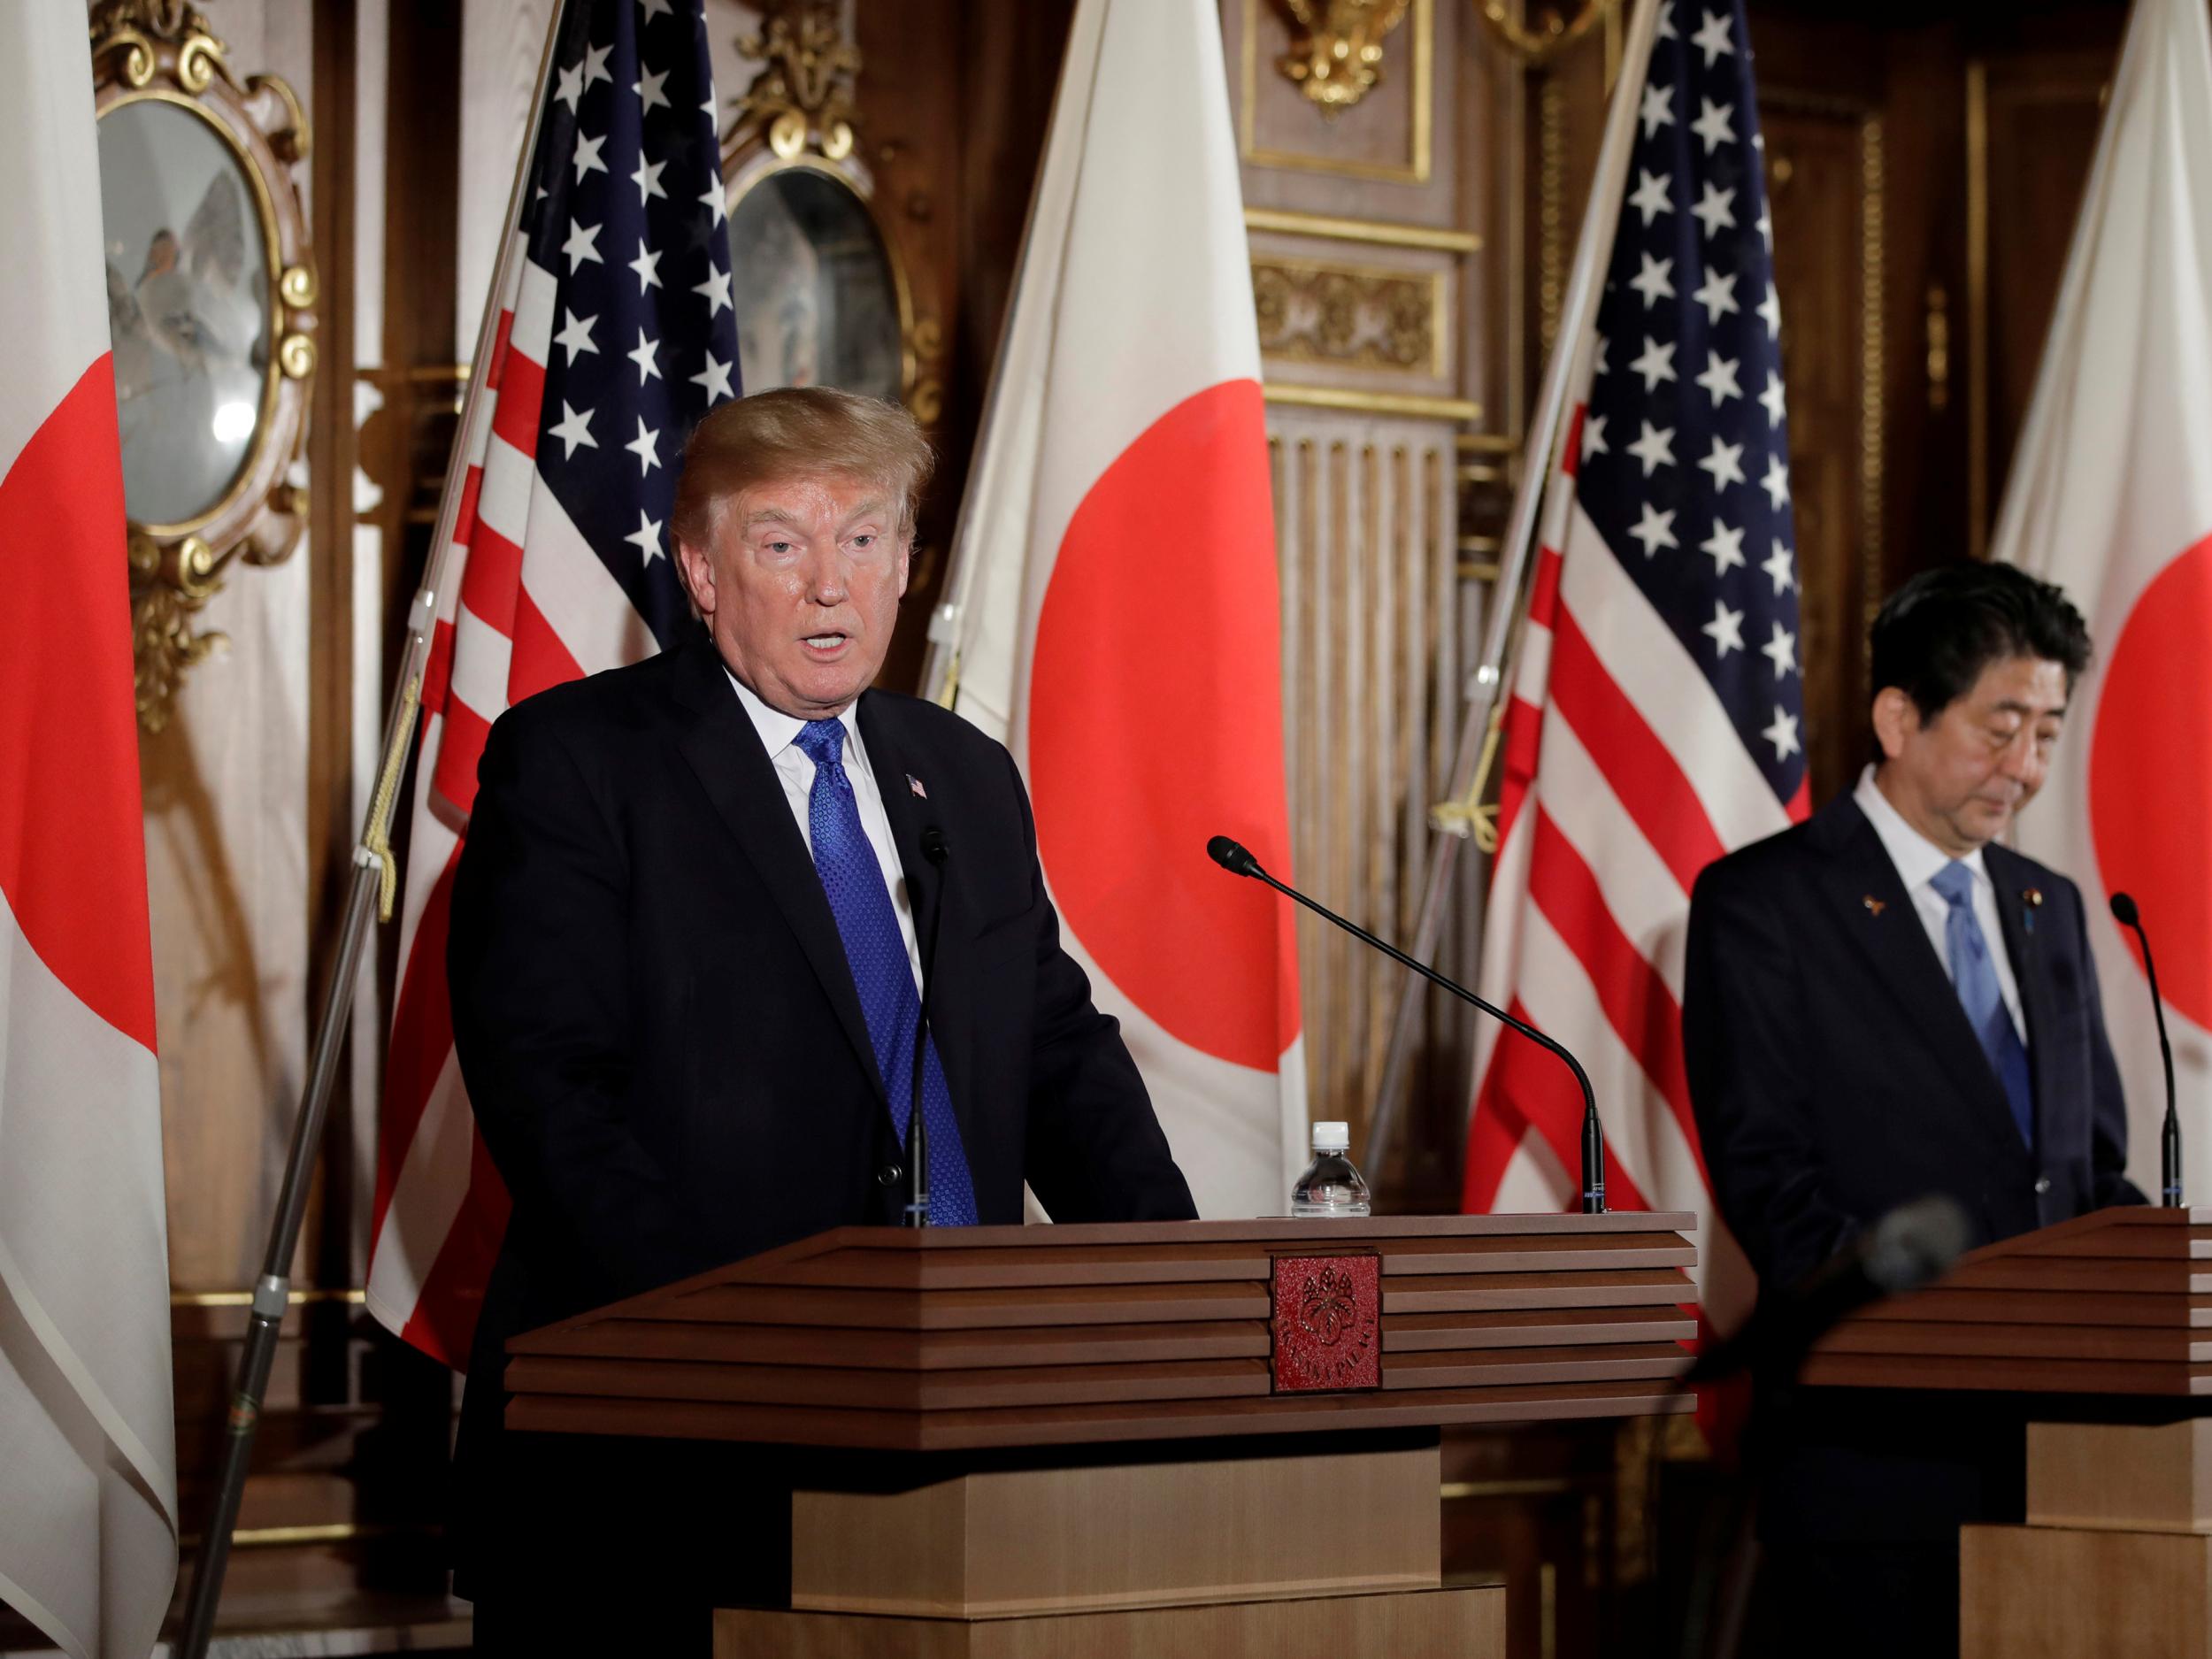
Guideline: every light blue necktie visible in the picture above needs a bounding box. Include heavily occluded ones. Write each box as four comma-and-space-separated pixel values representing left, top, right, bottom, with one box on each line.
1932, 860, 2035, 1149
793, 719, 978, 1225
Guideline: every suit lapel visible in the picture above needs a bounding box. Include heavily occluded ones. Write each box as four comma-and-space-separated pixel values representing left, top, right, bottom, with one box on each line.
1809, 795, 2019, 1138
1985, 844, 2053, 1142
667, 636, 885, 1100
856, 695, 976, 1145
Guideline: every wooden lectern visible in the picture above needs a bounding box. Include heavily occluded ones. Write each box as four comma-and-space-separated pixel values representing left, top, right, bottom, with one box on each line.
505, 1213, 1697, 1656
1807, 1206, 2212, 1659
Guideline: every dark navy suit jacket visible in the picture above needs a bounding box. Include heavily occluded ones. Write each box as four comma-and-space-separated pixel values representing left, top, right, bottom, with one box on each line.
1683, 788, 2142, 1297
444, 626, 1195, 1594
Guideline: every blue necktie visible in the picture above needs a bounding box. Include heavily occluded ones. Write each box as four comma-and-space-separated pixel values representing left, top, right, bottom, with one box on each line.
1932, 860, 2035, 1149
793, 719, 978, 1225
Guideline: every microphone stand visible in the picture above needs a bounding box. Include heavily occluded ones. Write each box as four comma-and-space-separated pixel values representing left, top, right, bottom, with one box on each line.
1207, 837, 1606, 1212
905, 828, 949, 1226
2111, 893, 2181, 1207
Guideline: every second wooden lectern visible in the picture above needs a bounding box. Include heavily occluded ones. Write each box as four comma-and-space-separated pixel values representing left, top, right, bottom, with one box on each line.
505, 1212, 1697, 1656
1809, 1205, 2212, 1659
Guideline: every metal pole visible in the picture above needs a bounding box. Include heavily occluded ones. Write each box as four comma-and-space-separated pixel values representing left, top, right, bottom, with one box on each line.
173, 6, 570, 1649
1363, 0, 1665, 1183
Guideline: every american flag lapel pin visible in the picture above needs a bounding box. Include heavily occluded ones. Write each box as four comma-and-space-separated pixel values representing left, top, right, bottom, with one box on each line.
907, 773, 927, 800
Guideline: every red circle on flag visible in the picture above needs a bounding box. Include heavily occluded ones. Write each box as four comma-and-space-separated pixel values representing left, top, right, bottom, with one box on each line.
1027, 380, 1302, 1071
2089, 534, 2212, 1028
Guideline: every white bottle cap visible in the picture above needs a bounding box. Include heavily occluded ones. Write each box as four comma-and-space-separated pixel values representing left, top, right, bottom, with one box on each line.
1312, 1121, 1349, 1152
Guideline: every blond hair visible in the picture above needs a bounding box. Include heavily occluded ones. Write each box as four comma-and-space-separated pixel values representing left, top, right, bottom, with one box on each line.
671, 386, 935, 554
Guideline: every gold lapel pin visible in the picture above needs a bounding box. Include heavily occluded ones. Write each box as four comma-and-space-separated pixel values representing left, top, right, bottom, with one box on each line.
2024, 888, 2044, 907
1863, 895, 1886, 916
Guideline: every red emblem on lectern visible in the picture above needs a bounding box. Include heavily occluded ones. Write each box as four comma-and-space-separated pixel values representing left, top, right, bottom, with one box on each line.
1270, 1253, 1381, 1393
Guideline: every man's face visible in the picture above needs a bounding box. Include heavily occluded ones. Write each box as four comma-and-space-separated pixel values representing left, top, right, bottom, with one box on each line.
1873, 653, 2070, 855
677, 472, 910, 719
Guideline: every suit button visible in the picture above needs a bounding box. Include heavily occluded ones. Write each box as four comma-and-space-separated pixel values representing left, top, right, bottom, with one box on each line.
2033, 1176, 2052, 1195
877, 1163, 903, 1187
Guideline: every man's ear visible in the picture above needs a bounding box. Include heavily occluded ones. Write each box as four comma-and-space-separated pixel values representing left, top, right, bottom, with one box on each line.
1871, 687, 1916, 762
895, 530, 913, 600
674, 537, 714, 619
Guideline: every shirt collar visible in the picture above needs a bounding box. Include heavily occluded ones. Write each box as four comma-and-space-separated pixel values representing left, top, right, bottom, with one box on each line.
1854, 763, 1988, 893
724, 666, 862, 762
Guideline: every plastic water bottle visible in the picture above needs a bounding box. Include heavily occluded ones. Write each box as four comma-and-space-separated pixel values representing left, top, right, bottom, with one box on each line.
1290, 1121, 1371, 1217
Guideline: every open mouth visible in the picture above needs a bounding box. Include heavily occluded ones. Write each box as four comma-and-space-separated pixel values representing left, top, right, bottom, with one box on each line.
801, 633, 851, 658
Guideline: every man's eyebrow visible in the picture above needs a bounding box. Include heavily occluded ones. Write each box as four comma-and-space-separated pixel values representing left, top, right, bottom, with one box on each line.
741, 507, 805, 529
839, 499, 893, 528
1992, 697, 2067, 718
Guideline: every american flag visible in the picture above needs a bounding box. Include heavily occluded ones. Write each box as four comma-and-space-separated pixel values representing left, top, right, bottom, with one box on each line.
366, 0, 740, 1364
1462, 0, 1805, 1323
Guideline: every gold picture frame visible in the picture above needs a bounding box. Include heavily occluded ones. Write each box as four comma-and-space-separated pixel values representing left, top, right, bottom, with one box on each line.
719, 2, 942, 429
91, 0, 318, 732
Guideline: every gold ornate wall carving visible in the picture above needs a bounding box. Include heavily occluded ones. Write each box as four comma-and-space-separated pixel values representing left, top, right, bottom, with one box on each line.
1241, 0, 1434, 183
1275, 0, 1414, 113
1253, 257, 1448, 376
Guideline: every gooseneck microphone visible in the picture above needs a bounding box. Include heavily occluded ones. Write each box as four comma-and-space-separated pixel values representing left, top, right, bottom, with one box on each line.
906, 826, 950, 1227
1684, 1194, 1971, 1383
1207, 833, 1609, 1212
2110, 892, 2181, 1208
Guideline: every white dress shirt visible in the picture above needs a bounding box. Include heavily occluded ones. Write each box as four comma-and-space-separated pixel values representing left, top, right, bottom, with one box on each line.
726, 669, 923, 992
1853, 763, 2027, 1046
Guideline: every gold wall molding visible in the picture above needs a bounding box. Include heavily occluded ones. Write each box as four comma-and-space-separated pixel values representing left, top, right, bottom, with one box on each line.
1254, 256, 1448, 377
1265, 383, 1480, 421
1241, 0, 1434, 183
173, 1286, 365, 1308
732, 0, 859, 162
1536, 70, 1565, 352
1471, 0, 1615, 67
1965, 58, 1989, 558
1924, 282, 1951, 412
1246, 206, 1479, 253
92, 0, 318, 733
1276, 0, 1413, 113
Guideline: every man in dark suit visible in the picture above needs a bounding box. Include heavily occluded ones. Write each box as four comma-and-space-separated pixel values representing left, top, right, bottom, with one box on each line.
1683, 561, 2143, 1657
446, 387, 1196, 1651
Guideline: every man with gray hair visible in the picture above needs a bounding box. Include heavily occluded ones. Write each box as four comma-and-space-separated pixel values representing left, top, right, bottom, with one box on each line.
446, 387, 1195, 1651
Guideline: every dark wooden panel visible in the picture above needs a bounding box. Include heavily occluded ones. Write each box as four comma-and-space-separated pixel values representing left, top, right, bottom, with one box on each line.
1381, 1344, 1687, 1391
661, 1279, 1275, 1331
1848, 1291, 2212, 1329
1377, 1234, 1698, 1273
1817, 1322, 2212, 1363
2007, 1230, 2212, 1261
1385, 1307, 1698, 1351
503, 1354, 1271, 1411
507, 1377, 1694, 1452
1939, 1259, 2211, 1294
1382, 1270, 1696, 1313
1801, 1352, 2210, 1397
534, 1317, 1275, 1371
1760, 98, 1876, 803
762, 1240, 1277, 1289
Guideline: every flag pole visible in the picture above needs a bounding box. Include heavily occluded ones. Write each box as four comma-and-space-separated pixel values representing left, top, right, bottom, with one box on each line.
1362, 0, 1664, 1187
173, 9, 571, 1652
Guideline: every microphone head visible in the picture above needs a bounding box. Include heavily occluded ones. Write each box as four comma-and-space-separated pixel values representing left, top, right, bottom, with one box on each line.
2110, 891, 2140, 927
920, 826, 949, 864
1861, 1194, 1972, 1296
1206, 835, 1261, 878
